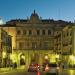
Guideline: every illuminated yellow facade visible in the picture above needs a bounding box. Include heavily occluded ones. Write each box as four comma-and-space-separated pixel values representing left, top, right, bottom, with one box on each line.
54, 27, 63, 54
2, 27, 16, 50
13, 11, 54, 67
0, 27, 12, 67
0, 10, 72, 69
62, 26, 72, 55
54, 25, 75, 66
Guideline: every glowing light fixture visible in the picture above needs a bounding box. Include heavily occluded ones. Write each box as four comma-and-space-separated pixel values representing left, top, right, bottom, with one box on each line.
45, 55, 48, 59
2, 51, 6, 58
21, 55, 25, 60
56, 54, 59, 58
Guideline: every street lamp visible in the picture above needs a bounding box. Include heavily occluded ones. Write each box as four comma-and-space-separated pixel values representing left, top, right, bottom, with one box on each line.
21, 55, 25, 60
69, 55, 75, 67
45, 55, 48, 59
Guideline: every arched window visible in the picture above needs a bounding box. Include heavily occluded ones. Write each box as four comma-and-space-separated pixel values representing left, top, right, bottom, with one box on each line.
42, 30, 45, 35
48, 30, 51, 35
29, 30, 32, 35
20, 54, 25, 65
23, 30, 26, 35
44, 42, 48, 49
17, 30, 21, 35
19, 42, 24, 49
37, 30, 40, 35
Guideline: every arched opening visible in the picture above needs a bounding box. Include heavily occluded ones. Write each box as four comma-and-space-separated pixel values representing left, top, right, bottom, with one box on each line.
20, 54, 25, 65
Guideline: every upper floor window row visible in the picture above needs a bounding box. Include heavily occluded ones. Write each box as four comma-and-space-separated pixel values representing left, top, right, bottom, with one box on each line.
63, 30, 72, 38
17, 30, 32, 35
17, 29, 52, 36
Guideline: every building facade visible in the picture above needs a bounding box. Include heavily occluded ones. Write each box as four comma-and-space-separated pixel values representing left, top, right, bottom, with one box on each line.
0, 27, 12, 67
54, 27, 63, 54
62, 25, 75, 66
54, 24, 75, 67
11, 10, 55, 67
0, 10, 73, 69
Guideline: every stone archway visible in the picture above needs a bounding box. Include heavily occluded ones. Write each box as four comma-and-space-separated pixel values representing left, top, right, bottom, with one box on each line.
20, 53, 25, 65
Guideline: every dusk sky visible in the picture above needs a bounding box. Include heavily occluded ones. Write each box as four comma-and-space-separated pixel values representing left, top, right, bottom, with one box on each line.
0, 0, 75, 22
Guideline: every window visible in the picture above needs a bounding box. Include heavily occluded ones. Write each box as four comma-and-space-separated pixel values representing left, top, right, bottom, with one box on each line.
32, 42, 37, 49
42, 30, 45, 35
70, 32, 72, 36
69, 30, 72, 36
69, 39, 72, 44
23, 30, 26, 35
37, 30, 40, 35
67, 32, 68, 36
19, 42, 24, 49
70, 48, 72, 54
44, 42, 48, 49
20, 54, 25, 65
48, 30, 51, 35
63, 33, 65, 37
29, 30, 32, 35
17, 30, 21, 35
69, 29, 72, 36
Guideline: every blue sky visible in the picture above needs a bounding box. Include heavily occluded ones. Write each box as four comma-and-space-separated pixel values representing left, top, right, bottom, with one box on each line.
0, 0, 75, 22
